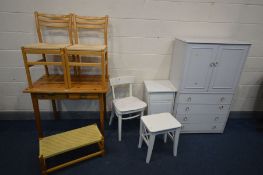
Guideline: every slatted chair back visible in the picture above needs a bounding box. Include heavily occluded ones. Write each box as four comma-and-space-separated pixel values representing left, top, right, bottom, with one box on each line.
35, 11, 73, 44
72, 15, 108, 45
110, 76, 135, 99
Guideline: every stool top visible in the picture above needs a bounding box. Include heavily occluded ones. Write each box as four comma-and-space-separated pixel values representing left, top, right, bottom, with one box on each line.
141, 113, 181, 133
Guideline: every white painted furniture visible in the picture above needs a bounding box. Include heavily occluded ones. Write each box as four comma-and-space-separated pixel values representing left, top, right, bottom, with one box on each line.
144, 80, 177, 115
170, 37, 251, 133
138, 113, 181, 163
109, 76, 147, 141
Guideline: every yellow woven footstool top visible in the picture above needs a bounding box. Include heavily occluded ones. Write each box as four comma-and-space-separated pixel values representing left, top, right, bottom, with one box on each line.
39, 124, 103, 158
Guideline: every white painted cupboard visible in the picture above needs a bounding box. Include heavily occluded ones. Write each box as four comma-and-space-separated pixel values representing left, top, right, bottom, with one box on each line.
144, 80, 177, 115
170, 38, 251, 133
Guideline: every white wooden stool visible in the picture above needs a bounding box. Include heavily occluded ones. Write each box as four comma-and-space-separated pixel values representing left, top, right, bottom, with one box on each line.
138, 113, 182, 163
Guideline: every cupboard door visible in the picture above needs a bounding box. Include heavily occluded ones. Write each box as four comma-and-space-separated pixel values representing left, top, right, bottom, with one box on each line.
181, 45, 217, 92
209, 45, 249, 92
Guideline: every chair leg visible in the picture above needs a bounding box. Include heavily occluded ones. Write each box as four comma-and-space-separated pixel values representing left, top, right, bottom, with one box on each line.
146, 134, 155, 163
109, 109, 114, 126
118, 114, 122, 142
138, 119, 143, 148
164, 133, 168, 143
173, 128, 181, 156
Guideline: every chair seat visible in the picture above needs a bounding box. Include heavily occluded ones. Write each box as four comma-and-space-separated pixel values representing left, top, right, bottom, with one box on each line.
66, 44, 106, 51
23, 43, 70, 50
113, 96, 147, 113
141, 113, 181, 133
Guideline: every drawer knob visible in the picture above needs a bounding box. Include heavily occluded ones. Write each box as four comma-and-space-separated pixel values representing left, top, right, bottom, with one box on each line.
187, 97, 191, 102
183, 117, 188, 121
215, 117, 219, 121
220, 97, 225, 102
219, 105, 224, 110
212, 126, 217, 129
185, 107, 190, 111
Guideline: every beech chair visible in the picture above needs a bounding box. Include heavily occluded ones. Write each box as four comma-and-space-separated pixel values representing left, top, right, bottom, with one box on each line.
109, 76, 147, 141
22, 12, 73, 86
66, 15, 109, 81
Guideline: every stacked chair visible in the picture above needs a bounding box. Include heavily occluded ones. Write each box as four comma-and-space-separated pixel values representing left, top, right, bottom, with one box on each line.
21, 12, 108, 175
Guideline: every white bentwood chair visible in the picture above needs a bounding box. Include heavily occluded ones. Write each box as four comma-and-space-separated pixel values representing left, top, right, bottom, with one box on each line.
109, 76, 147, 141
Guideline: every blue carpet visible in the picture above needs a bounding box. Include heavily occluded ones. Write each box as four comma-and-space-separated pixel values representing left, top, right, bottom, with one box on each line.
0, 118, 262, 175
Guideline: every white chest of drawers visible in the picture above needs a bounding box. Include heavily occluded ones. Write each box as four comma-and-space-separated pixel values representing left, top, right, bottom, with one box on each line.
144, 80, 177, 115
170, 37, 251, 133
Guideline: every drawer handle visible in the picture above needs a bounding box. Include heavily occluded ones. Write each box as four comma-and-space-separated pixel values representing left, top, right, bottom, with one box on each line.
219, 106, 224, 110
187, 97, 191, 102
183, 117, 188, 121
220, 97, 225, 102
212, 126, 217, 129
214, 117, 219, 121
185, 107, 190, 111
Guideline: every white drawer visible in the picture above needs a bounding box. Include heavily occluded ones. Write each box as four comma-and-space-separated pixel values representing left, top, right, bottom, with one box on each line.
176, 104, 230, 115
176, 114, 228, 124
181, 123, 225, 133
149, 101, 173, 114
177, 93, 233, 104
150, 93, 174, 101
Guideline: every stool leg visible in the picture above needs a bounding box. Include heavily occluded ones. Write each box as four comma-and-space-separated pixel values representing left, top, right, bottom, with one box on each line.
138, 119, 143, 148
146, 134, 155, 163
173, 128, 181, 156
118, 114, 122, 141
164, 133, 167, 143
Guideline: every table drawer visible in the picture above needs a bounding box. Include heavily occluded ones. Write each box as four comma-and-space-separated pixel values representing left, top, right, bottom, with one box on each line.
149, 101, 174, 114
150, 93, 174, 101
181, 123, 225, 133
177, 93, 233, 104
176, 114, 228, 124
176, 104, 230, 115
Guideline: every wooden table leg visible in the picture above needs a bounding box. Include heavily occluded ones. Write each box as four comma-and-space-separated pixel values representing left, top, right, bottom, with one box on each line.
103, 93, 107, 119
51, 100, 59, 120
31, 94, 43, 138
99, 94, 105, 136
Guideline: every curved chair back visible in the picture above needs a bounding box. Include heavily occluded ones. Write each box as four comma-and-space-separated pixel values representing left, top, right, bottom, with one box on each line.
34, 11, 73, 44
110, 76, 135, 99
72, 15, 108, 45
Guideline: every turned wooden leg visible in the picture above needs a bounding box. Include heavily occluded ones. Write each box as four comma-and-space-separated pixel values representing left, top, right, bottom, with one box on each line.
31, 94, 43, 138
51, 100, 59, 120
39, 155, 47, 175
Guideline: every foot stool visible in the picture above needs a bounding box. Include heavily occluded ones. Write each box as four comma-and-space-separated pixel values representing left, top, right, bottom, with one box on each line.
138, 113, 182, 163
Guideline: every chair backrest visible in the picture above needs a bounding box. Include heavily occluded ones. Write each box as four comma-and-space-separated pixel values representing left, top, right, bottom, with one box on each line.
110, 76, 135, 99
34, 11, 73, 44
72, 15, 108, 45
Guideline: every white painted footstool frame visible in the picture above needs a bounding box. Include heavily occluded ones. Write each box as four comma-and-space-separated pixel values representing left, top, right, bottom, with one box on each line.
138, 113, 182, 163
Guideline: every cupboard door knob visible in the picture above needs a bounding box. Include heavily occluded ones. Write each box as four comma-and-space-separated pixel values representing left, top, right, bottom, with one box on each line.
187, 97, 191, 102
183, 117, 188, 121
185, 107, 190, 111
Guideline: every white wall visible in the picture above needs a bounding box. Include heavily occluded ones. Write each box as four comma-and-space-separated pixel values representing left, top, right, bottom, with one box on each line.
0, 0, 263, 113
